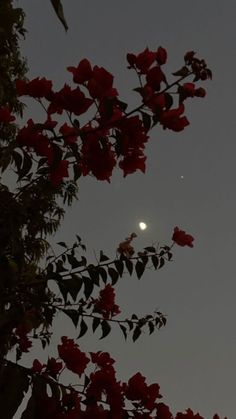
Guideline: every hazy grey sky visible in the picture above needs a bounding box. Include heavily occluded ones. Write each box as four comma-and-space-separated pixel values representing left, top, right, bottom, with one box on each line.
16, 1, 236, 417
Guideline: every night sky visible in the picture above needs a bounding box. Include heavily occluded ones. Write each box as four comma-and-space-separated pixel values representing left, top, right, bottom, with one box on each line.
14, 1, 236, 417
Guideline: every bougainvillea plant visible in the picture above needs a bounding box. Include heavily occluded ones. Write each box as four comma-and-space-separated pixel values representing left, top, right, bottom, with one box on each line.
0, 1, 226, 418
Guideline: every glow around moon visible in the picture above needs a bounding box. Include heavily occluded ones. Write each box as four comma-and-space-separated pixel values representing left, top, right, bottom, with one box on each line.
139, 222, 147, 230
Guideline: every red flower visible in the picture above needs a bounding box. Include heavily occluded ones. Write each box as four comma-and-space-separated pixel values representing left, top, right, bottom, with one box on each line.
93, 284, 121, 318
156, 402, 173, 419
156, 46, 167, 65
176, 408, 204, 419
146, 65, 166, 91
127, 48, 157, 74
172, 227, 194, 248
16, 77, 53, 99
48, 84, 93, 116
58, 336, 89, 376
50, 160, 69, 187
32, 359, 44, 374
46, 357, 63, 378
160, 103, 189, 132
90, 351, 115, 369
87, 66, 118, 99
0, 106, 15, 124
67, 58, 93, 84
194, 87, 206, 97
124, 373, 161, 411
119, 152, 146, 177
80, 132, 116, 181
59, 122, 78, 145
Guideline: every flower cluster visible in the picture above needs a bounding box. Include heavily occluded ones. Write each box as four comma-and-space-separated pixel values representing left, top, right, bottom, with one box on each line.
10, 48, 211, 186
172, 226, 194, 248
92, 284, 121, 319
30, 342, 225, 419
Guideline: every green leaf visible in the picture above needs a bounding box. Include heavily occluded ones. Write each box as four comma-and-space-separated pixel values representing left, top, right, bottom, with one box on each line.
172, 66, 189, 77
148, 321, 155, 335
77, 318, 88, 338
50, 0, 68, 31
124, 257, 133, 275
140, 111, 151, 130
158, 257, 165, 269
100, 320, 111, 339
67, 254, 82, 269
114, 260, 124, 277
133, 326, 142, 342
83, 276, 94, 299
66, 274, 83, 301
63, 309, 80, 327
57, 241, 67, 248
98, 266, 107, 283
144, 246, 156, 253
92, 316, 100, 332
0, 364, 30, 419
18, 151, 32, 180
21, 395, 36, 419
108, 267, 119, 285
135, 260, 145, 279
87, 265, 100, 286
151, 255, 159, 269
99, 251, 110, 262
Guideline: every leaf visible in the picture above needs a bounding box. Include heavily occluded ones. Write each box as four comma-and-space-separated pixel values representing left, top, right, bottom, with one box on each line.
99, 251, 110, 262
148, 321, 155, 335
98, 266, 107, 283
66, 275, 83, 301
87, 265, 100, 286
77, 318, 88, 338
100, 320, 111, 339
12, 150, 22, 173
135, 260, 145, 279
114, 260, 124, 277
67, 254, 82, 269
140, 111, 151, 131
21, 395, 36, 419
172, 66, 189, 77
18, 151, 32, 180
92, 317, 100, 333
133, 326, 142, 342
144, 246, 156, 253
124, 257, 133, 275
83, 276, 94, 299
50, 0, 68, 31
151, 255, 159, 269
119, 324, 127, 340
158, 257, 165, 269
57, 241, 67, 248
126, 320, 134, 331
63, 309, 80, 327
0, 363, 30, 419
108, 267, 119, 285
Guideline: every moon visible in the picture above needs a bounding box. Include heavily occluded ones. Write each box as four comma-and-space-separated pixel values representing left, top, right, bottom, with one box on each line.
139, 222, 147, 230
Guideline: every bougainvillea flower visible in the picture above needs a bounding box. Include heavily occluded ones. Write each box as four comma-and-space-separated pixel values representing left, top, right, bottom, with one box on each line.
48, 84, 93, 116
127, 47, 157, 74
156, 46, 167, 65
175, 408, 204, 419
16, 77, 53, 99
67, 58, 93, 84
46, 357, 63, 379
58, 336, 89, 376
172, 227, 194, 248
90, 351, 115, 369
93, 284, 121, 318
0, 106, 15, 124
59, 122, 78, 144
50, 159, 69, 187
32, 359, 44, 374
87, 66, 118, 99
119, 152, 146, 177
80, 134, 116, 181
156, 402, 173, 419
160, 103, 189, 132
146, 65, 166, 91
